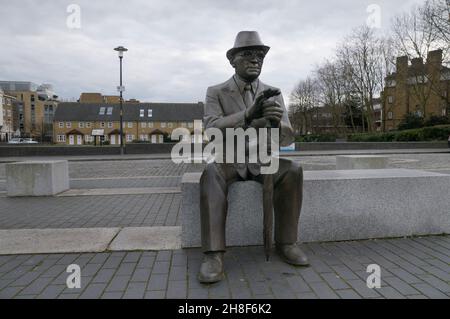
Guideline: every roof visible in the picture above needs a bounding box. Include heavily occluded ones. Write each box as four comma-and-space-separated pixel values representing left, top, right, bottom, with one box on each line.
54, 102, 204, 122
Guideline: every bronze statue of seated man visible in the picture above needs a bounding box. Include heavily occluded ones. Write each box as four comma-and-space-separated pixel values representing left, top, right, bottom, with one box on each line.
199, 31, 309, 283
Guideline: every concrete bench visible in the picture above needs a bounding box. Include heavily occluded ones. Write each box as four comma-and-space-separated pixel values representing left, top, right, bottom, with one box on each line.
336, 155, 388, 169
6, 160, 69, 196
181, 169, 450, 247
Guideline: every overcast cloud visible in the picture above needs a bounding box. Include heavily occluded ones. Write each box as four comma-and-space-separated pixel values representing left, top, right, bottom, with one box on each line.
0, 0, 425, 104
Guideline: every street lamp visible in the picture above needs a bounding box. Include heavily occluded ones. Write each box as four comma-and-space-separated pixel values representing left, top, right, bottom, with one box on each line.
114, 45, 128, 155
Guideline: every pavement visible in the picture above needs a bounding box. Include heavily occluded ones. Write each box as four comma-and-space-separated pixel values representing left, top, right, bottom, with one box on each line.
0, 149, 449, 299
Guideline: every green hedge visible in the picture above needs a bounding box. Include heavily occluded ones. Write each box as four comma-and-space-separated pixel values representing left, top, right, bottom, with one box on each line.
347, 125, 450, 142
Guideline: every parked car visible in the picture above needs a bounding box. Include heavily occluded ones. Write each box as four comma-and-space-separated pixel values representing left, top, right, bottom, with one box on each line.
7, 138, 38, 144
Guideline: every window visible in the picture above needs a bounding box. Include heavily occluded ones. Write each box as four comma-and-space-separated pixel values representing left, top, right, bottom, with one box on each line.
126, 134, 134, 142
86, 122, 92, 128
148, 109, 153, 117
108, 122, 113, 128
181, 122, 187, 127
188, 122, 193, 128
388, 96, 394, 104
85, 135, 93, 142
168, 122, 173, 128
66, 122, 72, 128
30, 95, 35, 102
139, 134, 149, 141
160, 122, 166, 128
140, 109, 145, 117
99, 107, 106, 115
106, 107, 113, 115
59, 122, 64, 128
79, 122, 85, 128
128, 122, 133, 128
100, 122, 105, 128
57, 135, 66, 142
141, 122, 147, 128
442, 109, 447, 116
148, 122, 154, 128
387, 112, 393, 119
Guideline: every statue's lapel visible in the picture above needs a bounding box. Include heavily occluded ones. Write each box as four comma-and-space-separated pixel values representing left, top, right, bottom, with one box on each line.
226, 78, 246, 111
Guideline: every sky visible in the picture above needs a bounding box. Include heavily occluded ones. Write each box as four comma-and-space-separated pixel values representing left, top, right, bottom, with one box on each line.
0, 0, 426, 104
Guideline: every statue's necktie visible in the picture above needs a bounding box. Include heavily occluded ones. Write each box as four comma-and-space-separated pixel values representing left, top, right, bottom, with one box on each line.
243, 84, 253, 109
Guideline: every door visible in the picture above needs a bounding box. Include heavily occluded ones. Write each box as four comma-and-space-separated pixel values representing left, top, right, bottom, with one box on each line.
77, 135, 82, 145
111, 135, 116, 145
151, 135, 157, 143
158, 135, 164, 143
69, 135, 74, 145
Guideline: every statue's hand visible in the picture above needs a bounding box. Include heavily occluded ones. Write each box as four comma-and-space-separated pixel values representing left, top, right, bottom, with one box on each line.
245, 92, 266, 123
262, 100, 283, 127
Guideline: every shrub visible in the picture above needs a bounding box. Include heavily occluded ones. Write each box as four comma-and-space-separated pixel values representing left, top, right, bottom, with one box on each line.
398, 113, 424, 130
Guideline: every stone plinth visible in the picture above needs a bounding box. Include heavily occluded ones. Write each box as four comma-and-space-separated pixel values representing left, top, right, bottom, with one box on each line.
336, 155, 388, 169
6, 160, 69, 196
182, 169, 450, 247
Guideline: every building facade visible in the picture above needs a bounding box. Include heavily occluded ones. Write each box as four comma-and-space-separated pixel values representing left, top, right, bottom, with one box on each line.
0, 89, 18, 142
53, 102, 204, 145
0, 81, 59, 140
382, 50, 450, 131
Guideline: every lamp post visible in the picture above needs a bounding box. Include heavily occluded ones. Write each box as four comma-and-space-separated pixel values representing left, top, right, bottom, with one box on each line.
114, 46, 128, 155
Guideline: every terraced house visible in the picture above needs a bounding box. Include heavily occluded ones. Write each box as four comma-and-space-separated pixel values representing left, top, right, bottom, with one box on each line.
53, 102, 204, 145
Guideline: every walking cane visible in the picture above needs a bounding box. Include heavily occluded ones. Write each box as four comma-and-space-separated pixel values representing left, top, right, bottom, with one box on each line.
260, 89, 281, 261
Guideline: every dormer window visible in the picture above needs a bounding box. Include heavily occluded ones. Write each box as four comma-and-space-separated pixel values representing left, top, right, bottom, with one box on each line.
148, 109, 153, 117
106, 107, 113, 115
99, 107, 106, 115
140, 109, 145, 117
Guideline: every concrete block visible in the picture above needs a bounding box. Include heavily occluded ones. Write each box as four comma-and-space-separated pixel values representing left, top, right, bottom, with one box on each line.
181, 169, 450, 247
6, 160, 69, 196
336, 155, 388, 169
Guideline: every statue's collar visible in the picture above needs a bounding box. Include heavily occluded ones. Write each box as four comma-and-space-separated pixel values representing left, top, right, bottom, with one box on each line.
232, 75, 259, 95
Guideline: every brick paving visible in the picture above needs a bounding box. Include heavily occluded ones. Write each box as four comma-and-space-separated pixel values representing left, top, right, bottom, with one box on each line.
0, 194, 181, 229
0, 236, 448, 299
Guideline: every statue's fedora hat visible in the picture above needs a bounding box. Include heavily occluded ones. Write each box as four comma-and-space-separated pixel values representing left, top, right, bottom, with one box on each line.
226, 31, 270, 61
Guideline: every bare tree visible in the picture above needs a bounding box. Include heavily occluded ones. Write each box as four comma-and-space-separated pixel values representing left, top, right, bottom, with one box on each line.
336, 26, 386, 132
289, 77, 319, 135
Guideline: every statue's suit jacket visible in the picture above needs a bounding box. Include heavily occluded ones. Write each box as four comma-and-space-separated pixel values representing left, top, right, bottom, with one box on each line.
203, 76, 294, 177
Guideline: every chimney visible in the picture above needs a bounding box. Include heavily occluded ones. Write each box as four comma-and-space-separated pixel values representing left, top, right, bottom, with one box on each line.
411, 57, 424, 70
396, 56, 408, 78
427, 49, 443, 66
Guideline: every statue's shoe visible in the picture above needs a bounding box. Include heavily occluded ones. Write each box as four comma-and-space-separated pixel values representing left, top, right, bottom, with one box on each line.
197, 252, 224, 284
276, 243, 309, 266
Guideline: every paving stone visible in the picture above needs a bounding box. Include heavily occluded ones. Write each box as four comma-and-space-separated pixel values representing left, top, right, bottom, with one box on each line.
376, 286, 406, 299
346, 279, 381, 298
295, 292, 317, 299
336, 289, 362, 299
297, 267, 323, 283
123, 282, 146, 299
166, 280, 187, 299
144, 290, 166, 299
101, 292, 123, 299
388, 268, 423, 284
115, 263, 137, 276
320, 273, 350, 290
417, 274, 450, 293
152, 261, 170, 274
36, 285, 66, 299
79, 283, 107, 299
188, 288, 209, 299
412, 283, 449, 298
383, 277, 420, 295
105, 275, 130, 292
0, 286, 24, 298
92, 269, 116, 283
131, 268, 152, 283
308, 282, 339, 299
147, 274, 168, 291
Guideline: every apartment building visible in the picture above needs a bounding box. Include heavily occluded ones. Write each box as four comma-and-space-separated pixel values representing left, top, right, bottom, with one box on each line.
0, 81, 59, 140
382, 50, 450, 131
53, 102, 204, 145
